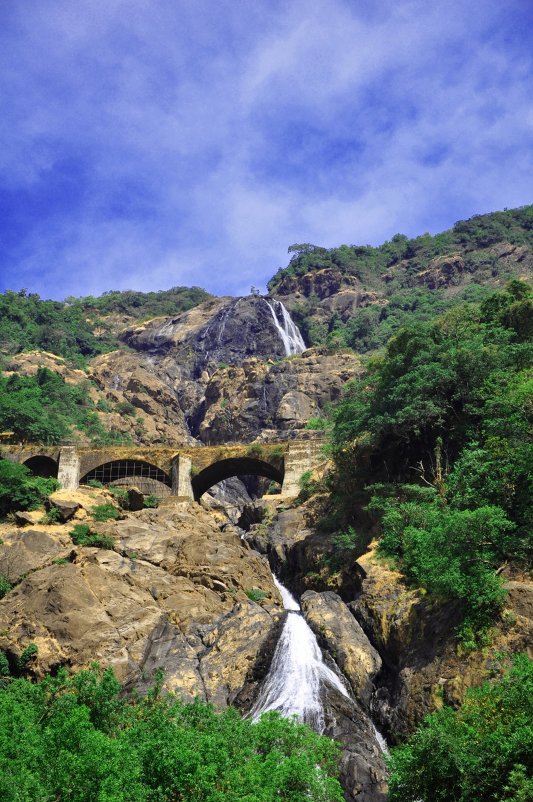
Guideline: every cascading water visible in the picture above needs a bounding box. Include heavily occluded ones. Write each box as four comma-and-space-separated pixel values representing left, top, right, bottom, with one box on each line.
264, 299, 306, 356
250, 576, 348, 733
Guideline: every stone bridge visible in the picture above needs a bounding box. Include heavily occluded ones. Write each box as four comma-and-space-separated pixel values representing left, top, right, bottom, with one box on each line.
0, 436, 327, 501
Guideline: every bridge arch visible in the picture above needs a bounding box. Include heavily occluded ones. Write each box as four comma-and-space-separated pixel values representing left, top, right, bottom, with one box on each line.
191, 457, 283, 501
23, 455, 58, 478
80, 459, 172, 491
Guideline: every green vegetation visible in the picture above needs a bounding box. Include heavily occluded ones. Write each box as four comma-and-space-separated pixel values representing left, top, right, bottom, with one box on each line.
68, 285, 211, 320
297, 469, 321, 503
246, 443, 264, 458
91, 503, 122, 522
270, 207, 533, 294
0, 367, 131, 445
246, 588, 268, 602
0, 575, 12, 599
39, 506, 62, 524
0, 285, 211, 444
0, 664, 343, 802
329, 282, 532, 639
268, 206, 533, 350
0, 459, 59, 517
0, 286, 211, 367
143, 494, 159, 508
387, 655, 533, 802
70, 524, 115, 550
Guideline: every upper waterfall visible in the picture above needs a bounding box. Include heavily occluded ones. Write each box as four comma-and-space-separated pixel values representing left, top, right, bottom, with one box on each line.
250, 576, 348, 733
263, 298, 306, 357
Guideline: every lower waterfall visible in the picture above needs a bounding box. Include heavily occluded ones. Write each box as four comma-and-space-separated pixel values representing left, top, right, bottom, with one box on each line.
250, 576, 349, 733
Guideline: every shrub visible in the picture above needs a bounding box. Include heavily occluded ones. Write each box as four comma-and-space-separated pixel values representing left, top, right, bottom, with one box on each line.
39, 506, 62, 524
246, 443, 264, 459
143, 495, 159, 508
86, 479, 104, 488
70, 524, 115, 550
95, 398, 112, 412
0, 460, 59, 517
246, 588, 268, 602
17, 643, 38, 672
298, 469, 320, 502
0, 574, 12, 599
370, 490, 513, 637
306, 416, 328, 430
387, 655, 533, 802
0, 664, 343, 801
115, 400, 136, 416
91, 503, 122, 522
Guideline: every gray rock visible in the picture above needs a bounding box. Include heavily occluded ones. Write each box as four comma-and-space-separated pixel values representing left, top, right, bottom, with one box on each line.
50, 498, 80, 522
14, 511, 35, 526
301, 590, 382, 707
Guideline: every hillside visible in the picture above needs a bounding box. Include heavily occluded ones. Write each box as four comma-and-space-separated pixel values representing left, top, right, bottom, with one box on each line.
0, 205, 532, 802
1, 206, 532, 449
268, 205, 533, 350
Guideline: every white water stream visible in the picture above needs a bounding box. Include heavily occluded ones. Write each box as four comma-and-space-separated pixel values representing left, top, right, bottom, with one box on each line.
264, 299, 306, 356
250, 576, 349, 733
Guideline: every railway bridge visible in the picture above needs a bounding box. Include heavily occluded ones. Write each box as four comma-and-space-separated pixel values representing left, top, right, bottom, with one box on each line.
0, 435, 327, 501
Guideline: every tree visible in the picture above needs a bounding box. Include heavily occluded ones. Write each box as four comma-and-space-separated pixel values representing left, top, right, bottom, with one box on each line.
387, 655, 533, 802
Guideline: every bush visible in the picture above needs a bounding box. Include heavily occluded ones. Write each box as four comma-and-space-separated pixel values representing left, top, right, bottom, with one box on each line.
246, 588, 268, 602
70, 524, 115, 550
0, 574, 12, 599
91, 503, 122, 522
246, 443, 264, 459
115, 400, 136, 416
369, 490, 512, 636
306, 416, 328, 430
39, 506, 62, 524
0, 460, 59, 517
387, 655, 533, 802
0, 664, 343, 801
86, 479, 104, 488
143, 495, 159, 508
298, 469, 320, 502
17, 643, 38, 672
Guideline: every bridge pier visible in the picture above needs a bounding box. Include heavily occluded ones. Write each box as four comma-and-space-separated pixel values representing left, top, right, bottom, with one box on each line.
281, 439, 325, 497
171, 454, 194, 501
57, 446, 80, 491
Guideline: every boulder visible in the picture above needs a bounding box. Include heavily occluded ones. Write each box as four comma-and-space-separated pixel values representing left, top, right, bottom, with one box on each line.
14, 511, 38, 527
126, 487, 145, 511
301, 590, 382, 707
49, 497, 80, 522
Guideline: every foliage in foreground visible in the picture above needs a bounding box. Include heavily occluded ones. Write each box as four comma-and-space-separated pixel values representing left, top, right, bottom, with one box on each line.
387, 654, 533, 802
0, 459, 59, 517
0, 665, 343, 802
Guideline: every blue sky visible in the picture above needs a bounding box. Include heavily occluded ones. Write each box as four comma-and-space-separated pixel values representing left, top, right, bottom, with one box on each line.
1, 0, 532, 300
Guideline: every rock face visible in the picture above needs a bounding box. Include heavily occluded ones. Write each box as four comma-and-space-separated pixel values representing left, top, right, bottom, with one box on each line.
0, 503, 284, 706
84, 298, 362, 445
352, 544, 533, 739
322, 686, 388, 802
301, 590, 382, 707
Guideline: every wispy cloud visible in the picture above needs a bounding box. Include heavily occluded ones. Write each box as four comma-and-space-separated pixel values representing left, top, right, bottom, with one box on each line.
1, 0, 531, 299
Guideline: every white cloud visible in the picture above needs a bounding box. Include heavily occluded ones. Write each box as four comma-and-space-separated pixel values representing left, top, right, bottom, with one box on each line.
0, 0, 531, 299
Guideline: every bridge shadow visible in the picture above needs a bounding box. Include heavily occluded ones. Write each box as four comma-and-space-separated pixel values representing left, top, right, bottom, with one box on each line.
23, 455, 58, 479
192, 457, 283, 501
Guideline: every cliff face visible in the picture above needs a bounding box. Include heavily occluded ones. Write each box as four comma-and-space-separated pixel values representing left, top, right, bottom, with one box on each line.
84, 295, 363, 445
0, 490, 283, 706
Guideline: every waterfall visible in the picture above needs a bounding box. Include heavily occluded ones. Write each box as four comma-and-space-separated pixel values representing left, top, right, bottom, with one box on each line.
250, 576, 348, 733
264, 299, 306, 357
